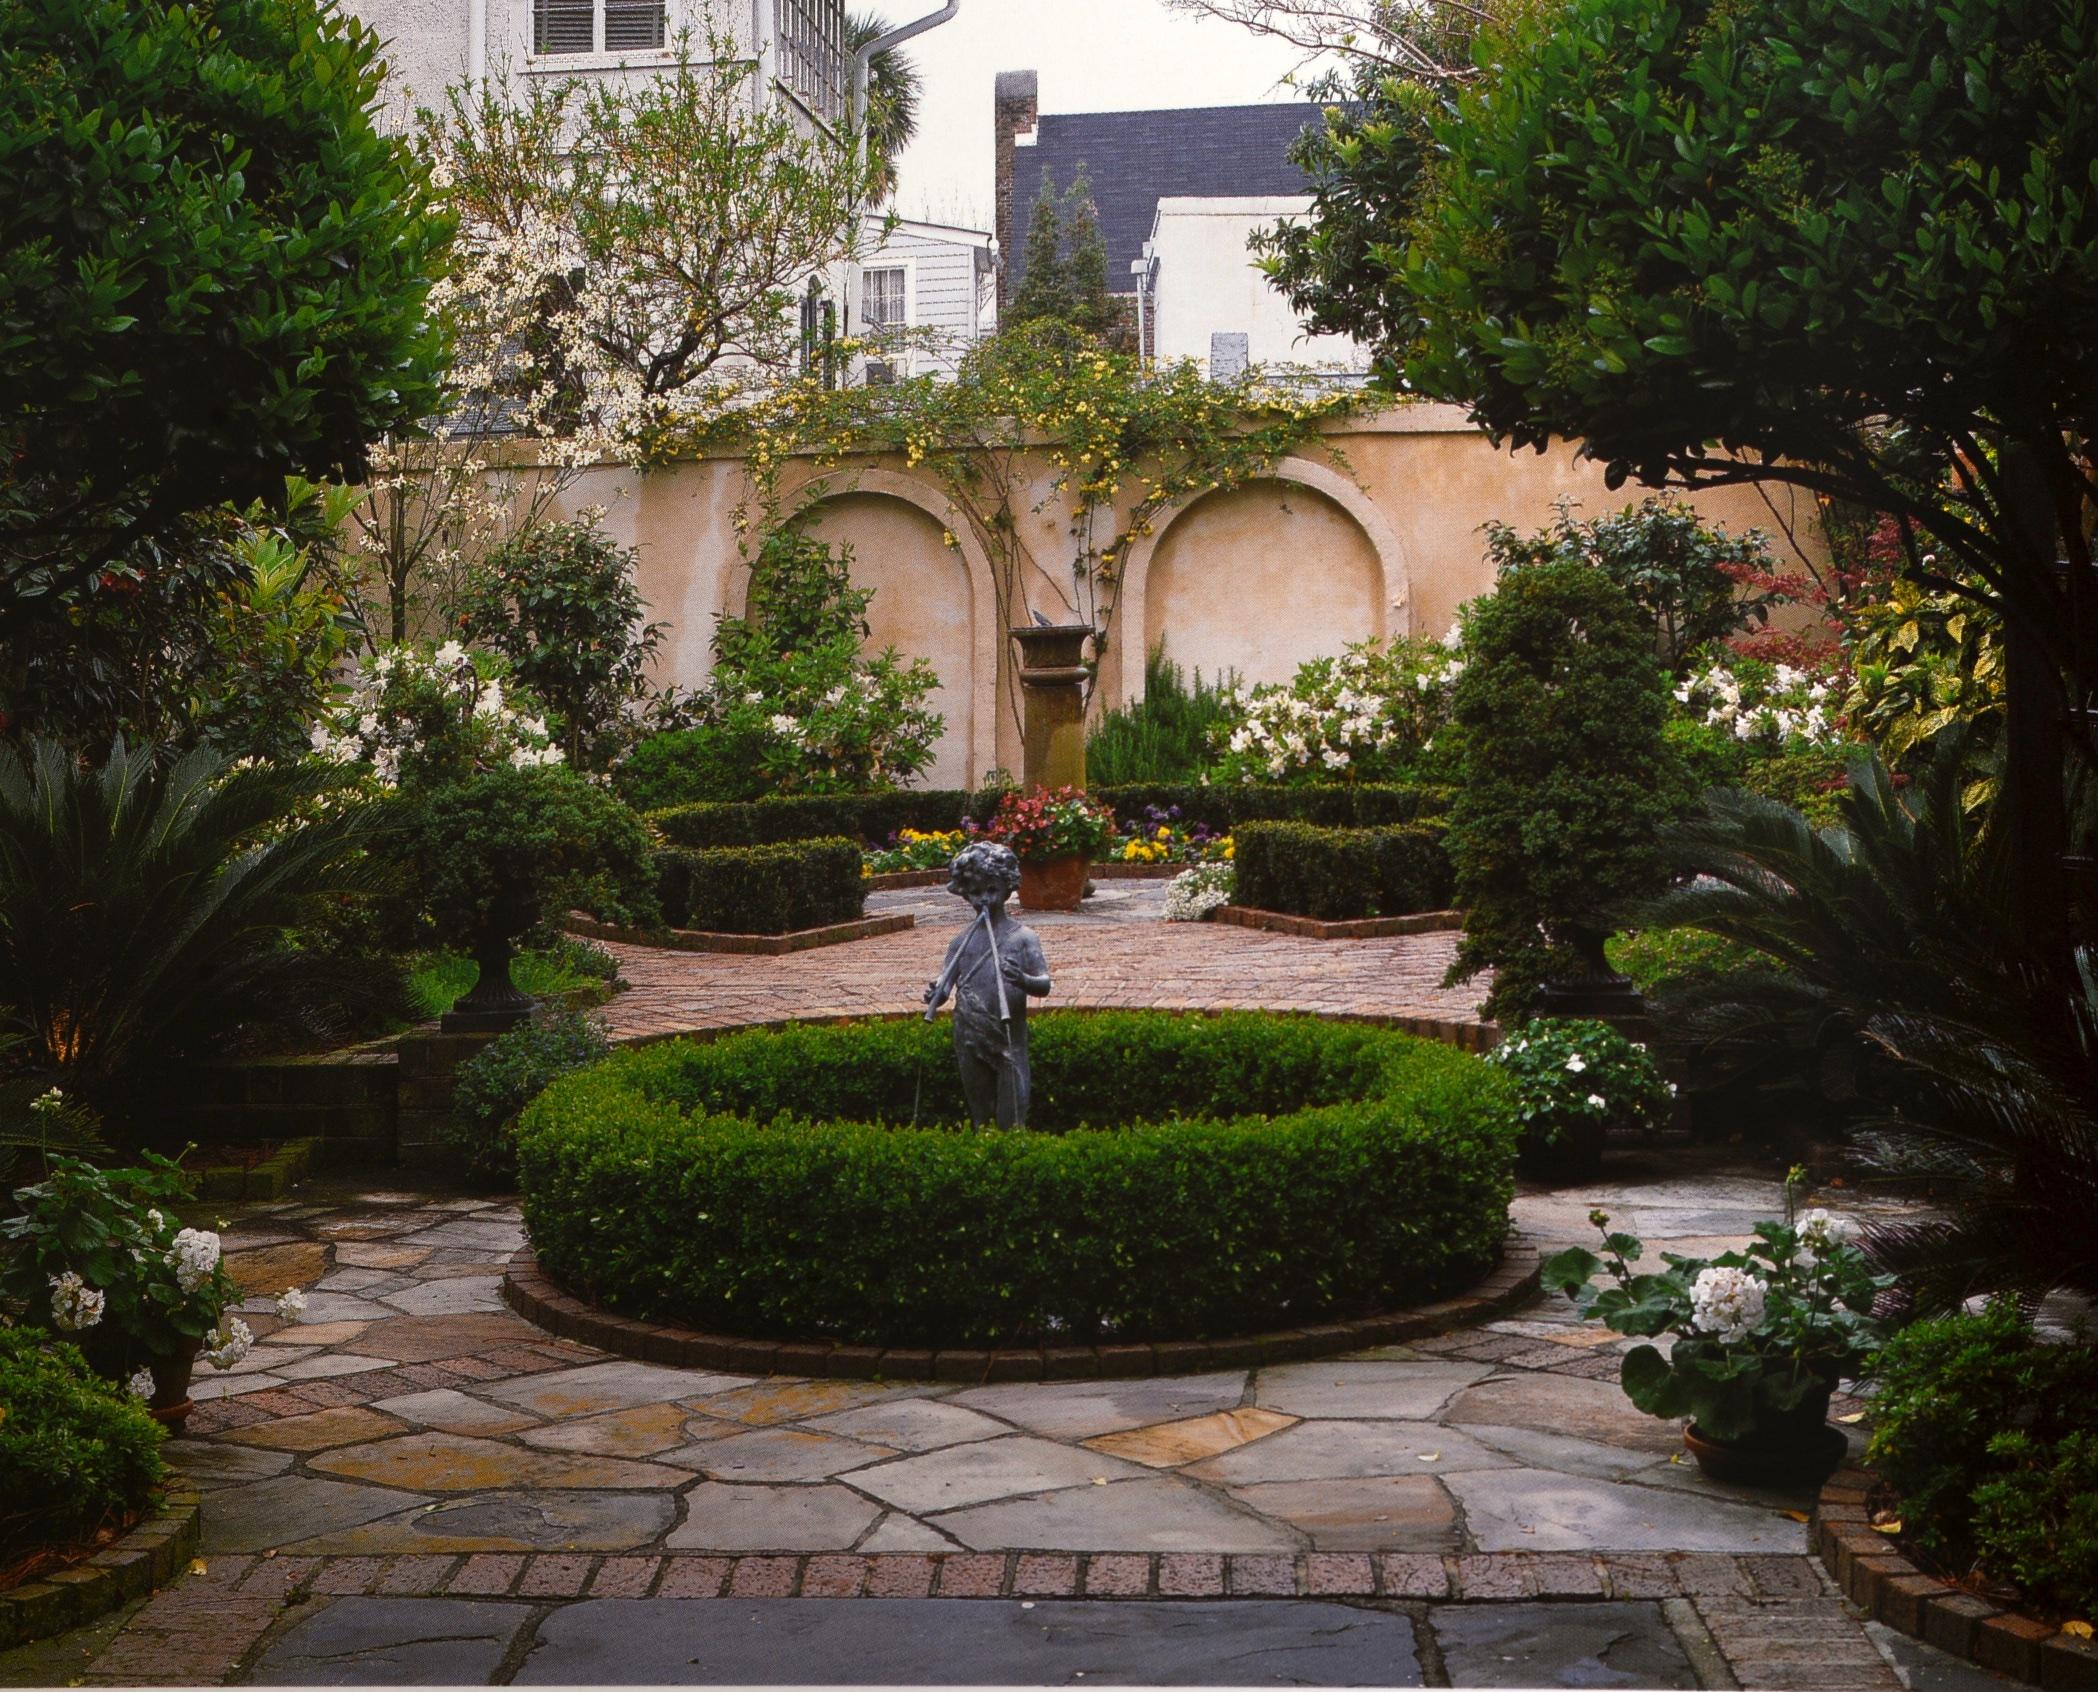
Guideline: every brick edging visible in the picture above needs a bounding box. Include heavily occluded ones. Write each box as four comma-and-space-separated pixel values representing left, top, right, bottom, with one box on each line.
568, 912, 914, 956
0, 1482, 202, 1651
503, 1242, 1541, 1383
1814, 1463, 2090, 1686
1216, 906, 1465, 941
268, 1546, 1833, 1605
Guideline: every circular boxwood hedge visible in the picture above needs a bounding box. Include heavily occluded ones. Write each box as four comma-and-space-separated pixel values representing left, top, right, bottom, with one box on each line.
515, 1011, 1517, 1350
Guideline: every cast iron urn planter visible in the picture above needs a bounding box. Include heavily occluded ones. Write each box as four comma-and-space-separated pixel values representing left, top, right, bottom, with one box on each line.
442, 894, 538, 1034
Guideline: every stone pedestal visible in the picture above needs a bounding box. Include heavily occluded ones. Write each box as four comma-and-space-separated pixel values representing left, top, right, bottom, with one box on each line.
1011, 623, 1093, 791
395, 1029, 500, 1168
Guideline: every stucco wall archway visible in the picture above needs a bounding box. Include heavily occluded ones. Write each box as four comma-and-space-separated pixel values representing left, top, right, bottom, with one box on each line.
1115, 458, 1411, 706
754, 470, 999, 789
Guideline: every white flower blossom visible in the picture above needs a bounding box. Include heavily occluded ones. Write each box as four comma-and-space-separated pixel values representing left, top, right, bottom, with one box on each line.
203, 1318, 254, 1371
1795, 1208, 1855, 1259
1585, 1093, 1608, 1110
1690, 1266, 1767, 1344
126, 1367, 156, 1402
48, 1271, 106, 1331
275, 1287, 308, 1323
1564, 1053, 1588, 1075
167, 1228, 222, 1295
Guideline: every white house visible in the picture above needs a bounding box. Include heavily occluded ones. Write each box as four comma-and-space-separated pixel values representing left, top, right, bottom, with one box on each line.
994, 76, 1368, 381
854, 215, 997, 382
1137, 196, 1366, 377
352, 0, 849, 124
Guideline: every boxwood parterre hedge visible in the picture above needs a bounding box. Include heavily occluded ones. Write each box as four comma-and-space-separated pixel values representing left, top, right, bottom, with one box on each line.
653, 837, 864, 934
515, 1011, 1516, 1349
1233, 821, 1455, 921
648, 784, 1447, 852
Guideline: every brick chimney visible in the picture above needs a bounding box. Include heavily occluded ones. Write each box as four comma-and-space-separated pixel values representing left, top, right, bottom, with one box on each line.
994, 70, 1039, 309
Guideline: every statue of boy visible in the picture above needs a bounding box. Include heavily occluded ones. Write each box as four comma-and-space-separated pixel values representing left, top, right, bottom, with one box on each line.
922, 841, 1052, 1129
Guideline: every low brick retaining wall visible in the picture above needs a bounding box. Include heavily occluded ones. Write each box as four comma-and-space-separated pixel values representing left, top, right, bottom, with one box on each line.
502, 1240, 1542, 1383
569, 912, 914, 956
0, 1482, 202, 1651
1813, 1462, 2095, 1687
1216, 907, 1465, 941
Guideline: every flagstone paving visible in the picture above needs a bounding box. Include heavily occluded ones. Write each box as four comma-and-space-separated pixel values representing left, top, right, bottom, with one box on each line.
2, 1155, 1994, 1685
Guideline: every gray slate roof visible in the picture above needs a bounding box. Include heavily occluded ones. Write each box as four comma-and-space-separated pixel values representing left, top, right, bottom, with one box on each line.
1008, 102, 1325, 295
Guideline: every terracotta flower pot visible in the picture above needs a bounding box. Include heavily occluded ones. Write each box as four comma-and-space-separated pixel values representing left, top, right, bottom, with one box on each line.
147, 1338, 202, 1436
1682, 1384, 1847, 1486
1019, 853, 1089, 912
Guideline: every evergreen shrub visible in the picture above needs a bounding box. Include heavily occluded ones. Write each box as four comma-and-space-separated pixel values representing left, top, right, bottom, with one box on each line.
654, 838, 865, 934
1232, 821, 1453, 921
515, 1011, 1517, 1348
0, 1329, 165, 1562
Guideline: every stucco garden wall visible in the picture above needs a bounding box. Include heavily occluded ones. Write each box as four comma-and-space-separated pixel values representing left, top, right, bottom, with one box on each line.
548, 402, 1828, 787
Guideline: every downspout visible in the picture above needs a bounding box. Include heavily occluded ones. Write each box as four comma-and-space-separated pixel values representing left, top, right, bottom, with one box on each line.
468, 0, 487, 84
851, 0, 960, 183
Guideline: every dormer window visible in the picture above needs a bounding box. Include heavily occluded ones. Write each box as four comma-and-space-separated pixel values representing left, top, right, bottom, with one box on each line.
533, 0, 667, 56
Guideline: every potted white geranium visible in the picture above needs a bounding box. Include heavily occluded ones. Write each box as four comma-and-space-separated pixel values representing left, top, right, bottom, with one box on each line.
1542, 1186, 1891, 1483
1, 1138, 306, 1432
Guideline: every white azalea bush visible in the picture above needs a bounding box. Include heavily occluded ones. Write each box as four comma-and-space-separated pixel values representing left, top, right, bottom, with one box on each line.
1674, 650, 1846, 749
1543, 1186, 1890, 1446
1485, 1018, 1673, 1150
0, 1150, 306, 1407
1207, 636, 1463, 787
1163, 862, 1236, 923
310, 642, 563, 790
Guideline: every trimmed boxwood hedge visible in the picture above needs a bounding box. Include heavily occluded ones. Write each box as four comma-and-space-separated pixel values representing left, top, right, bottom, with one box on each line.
648, 784, 1446, 851
654, 838, 864, 934
1233, 821, 1455, 921
515, 1011, 1516, 1348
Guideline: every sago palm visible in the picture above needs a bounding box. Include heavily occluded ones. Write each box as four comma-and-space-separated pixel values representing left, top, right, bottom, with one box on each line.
0, 738, 395, 1130
1635, 727, 2097, 1307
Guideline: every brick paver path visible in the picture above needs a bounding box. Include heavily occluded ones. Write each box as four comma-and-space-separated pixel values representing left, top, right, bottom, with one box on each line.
598, 882, 1490, 1043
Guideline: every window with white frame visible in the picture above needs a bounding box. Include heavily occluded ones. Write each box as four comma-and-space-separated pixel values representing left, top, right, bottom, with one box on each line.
775, 0, 846, 121
533, 0, 666, 56
862, 267, 907, 335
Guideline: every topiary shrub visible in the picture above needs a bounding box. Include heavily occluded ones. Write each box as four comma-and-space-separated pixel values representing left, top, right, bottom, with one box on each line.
515, 1011, 1517, 1348
1232, 821, 1453, 921
1867, 1302, 2098, 1617
1445, 561, 1688, 1020
0, 1328, 165, 1562
654, 838, 865, 934
449, 1011, 611, 1186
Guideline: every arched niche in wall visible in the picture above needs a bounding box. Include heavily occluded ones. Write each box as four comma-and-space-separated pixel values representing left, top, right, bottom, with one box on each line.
1117, 457, 1410, 706
766, 471, 999, 790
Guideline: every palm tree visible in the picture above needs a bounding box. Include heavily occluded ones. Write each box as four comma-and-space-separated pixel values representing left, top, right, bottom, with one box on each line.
849, 11, 922, 202
0, 739, 400, 1131
1634, 729, 2098, 1309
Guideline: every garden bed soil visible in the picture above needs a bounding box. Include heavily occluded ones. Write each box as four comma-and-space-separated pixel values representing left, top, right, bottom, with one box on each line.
1813, 1461, 2094, 1687
567, 911, 913, 955
502, 1239, 1543, 1383
1216, 905, 1465, 941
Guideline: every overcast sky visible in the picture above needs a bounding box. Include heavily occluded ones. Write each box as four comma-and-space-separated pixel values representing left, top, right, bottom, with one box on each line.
886, 0, 1316, 231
